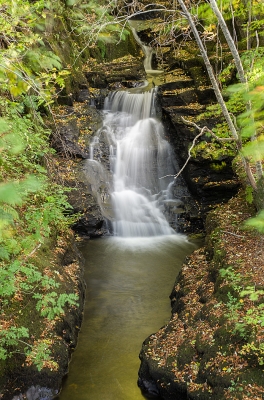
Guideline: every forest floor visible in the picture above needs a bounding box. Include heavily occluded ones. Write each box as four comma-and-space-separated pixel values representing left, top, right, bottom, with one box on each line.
140, 189, 264, 399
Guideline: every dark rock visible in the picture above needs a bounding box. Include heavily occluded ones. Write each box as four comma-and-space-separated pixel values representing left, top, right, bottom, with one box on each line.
12, 386, 56, 400
51, 118, 89, 158
158, 66, 240, 231
76, 89, 91, 103
138, 377, 161, 398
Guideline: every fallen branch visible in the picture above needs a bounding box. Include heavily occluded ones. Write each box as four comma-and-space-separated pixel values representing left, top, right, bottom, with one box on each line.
223, 230, 245, 238
25, 243, 42, 260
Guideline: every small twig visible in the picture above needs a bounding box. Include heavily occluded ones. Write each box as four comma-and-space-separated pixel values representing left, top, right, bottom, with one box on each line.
223, 230, 245, 238
25, 243, 42, 260
181, 117, 235, 142
17, 339, 33, 348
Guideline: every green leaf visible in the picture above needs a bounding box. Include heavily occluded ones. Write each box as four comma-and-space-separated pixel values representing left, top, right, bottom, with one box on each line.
0, 118, 9, 134
66, 0, 77, 5
244, 210, 264, 233
0, 183, 23, 205
242, 138, 264, 161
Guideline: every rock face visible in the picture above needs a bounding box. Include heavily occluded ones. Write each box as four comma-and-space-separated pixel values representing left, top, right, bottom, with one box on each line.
138, 194, 264, 399
57, 48, 239, 236
158, 60, 240, 232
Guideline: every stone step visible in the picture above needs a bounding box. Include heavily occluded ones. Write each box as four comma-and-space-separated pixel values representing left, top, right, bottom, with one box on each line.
162, 103, 206, 116
161, 88, 198, 107
161, 79, 194, 90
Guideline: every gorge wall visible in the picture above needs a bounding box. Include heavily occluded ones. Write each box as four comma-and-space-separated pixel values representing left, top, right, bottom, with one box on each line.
51, 19, 264, 400
2, 8, 256, 399
55, 33, 240, 237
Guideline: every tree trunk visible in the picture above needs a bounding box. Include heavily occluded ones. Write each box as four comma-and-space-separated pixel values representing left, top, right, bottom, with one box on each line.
177, 0, 257, 190
209, 0, 263, 181
177, 0, 238, 140
209, 0, 246, 83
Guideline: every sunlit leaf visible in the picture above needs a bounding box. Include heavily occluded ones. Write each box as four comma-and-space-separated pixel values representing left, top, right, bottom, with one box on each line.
242, 137, 264, 161
244, 210, 264, 233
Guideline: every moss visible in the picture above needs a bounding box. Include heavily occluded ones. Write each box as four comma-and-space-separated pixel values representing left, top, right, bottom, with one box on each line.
210, 161, 227, 172
239, 367, 264, 385
177, 341, 197, 369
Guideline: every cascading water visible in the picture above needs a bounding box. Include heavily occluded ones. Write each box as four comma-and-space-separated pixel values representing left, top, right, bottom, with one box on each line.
58, 23, 199, 400
86, 87, 179, 237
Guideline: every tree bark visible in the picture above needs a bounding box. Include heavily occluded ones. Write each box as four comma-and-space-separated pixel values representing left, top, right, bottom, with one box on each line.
177, 0, 257, 190
209, 0, 262, 181
209, 0, 246, 83
177, 0, 238, 141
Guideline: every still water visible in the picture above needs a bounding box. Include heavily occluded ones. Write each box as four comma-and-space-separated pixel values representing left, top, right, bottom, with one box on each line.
58, 235, 195, 400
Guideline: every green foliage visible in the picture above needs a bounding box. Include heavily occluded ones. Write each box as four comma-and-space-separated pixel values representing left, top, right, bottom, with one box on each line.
240, 342, 264, 366
0, 0, 80, 367
218, 64, 236, 86
219, 266, 242, 292
219, 266, 264, 365
0, 327, 29, 360
190, 137, 235, 161
64, 0, 129, 58
245, 185, 254, 204
25, 339, 58, 372
197, 2, 217, 23
225, 48, 264, 146
0, 0, 72, 105
244, 210, 264, 233
34, 292, 78, 320
241, 287, 264, 303
223, 50, 264, 232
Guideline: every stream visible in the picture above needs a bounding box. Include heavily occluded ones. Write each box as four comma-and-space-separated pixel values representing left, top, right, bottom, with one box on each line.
58, 85, 197, 400
58, 26, 196, 400
58, 236, 195, 400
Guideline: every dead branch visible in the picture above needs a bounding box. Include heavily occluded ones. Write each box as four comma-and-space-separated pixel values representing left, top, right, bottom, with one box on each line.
180, 116, 235, 142
223, 230, 245, 238
160, 116, 236, 182
172, 125, 207, 181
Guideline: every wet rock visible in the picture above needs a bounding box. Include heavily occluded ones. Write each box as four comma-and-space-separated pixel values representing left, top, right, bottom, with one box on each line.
12, 386, 56, 400
138, 377, 160, 398
84, 57, 146, 90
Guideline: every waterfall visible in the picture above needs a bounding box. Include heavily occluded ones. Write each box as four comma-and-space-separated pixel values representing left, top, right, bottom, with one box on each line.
83, 21, 184, 238
85, 87, 179, 238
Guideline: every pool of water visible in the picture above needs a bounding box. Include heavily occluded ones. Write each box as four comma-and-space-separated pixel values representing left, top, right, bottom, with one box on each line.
58, 235, 196, 400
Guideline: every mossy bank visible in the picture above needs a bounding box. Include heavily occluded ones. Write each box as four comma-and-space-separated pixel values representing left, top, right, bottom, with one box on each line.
138, 190, 264, 399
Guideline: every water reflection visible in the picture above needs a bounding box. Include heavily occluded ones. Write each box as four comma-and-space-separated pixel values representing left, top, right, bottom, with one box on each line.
58, 235, 196, 400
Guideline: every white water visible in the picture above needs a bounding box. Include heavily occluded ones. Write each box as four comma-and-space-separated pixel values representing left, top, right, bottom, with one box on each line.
87, 88, 178, 237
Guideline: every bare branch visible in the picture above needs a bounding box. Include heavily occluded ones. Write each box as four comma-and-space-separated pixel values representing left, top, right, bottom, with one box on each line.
181, 117, 235, 142
24, 243, 42, 260
223, 230, 245, 238
172, 126, 207, 182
